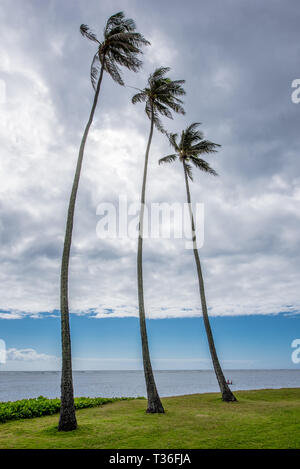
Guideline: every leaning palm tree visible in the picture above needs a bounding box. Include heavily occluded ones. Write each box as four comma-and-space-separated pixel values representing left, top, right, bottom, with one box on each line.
159, 123, 237, 402
59, 12, 149, 431
132, 68, 185, 412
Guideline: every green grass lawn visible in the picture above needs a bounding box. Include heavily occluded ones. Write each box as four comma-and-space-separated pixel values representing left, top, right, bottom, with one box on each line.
0, 388, 300, 449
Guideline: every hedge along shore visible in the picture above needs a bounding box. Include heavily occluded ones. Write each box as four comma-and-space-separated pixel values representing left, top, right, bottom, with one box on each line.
0, 396, 144, 423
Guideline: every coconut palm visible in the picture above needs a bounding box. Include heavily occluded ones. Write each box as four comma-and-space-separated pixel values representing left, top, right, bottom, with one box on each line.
159, 123, 237, 402
59, 12, 149, 431
132, 68, 185, 412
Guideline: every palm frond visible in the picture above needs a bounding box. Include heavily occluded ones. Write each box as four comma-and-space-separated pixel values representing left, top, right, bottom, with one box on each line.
145, 100, 152, 120
190, 157, 218, 176
156, 79, 186, 98
104, 12, 125, 35
152, 110, 165, 133
167, 132, 179, 151
83, 13, 149, 90
107, 48, 142, 72
121, 17, 136, 32
105, 14, 140, 36
108, 32, 150, 48
90, 53, 101, 90
104, 58, 124, 86
181, 122, 204, 148
159, 122, 220, 181
185, 122, 202, 134
106, 39, 140, 55
158, 154, 177, 165
184, 162, 193, 181
148, 67, 170, 84
132, 67, 185, 130
160, 99, 185, 115
188, 140, 221, 154
151, 70, 186, 119
80, 24, 99, 43
132, 91, 147, 104
154, 102, 173, 119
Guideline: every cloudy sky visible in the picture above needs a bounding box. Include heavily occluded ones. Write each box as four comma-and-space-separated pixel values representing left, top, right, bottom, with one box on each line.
0, 0, 300, 370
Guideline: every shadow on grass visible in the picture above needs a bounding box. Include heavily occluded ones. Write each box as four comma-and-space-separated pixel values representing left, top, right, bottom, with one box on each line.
41, 424, 93, 436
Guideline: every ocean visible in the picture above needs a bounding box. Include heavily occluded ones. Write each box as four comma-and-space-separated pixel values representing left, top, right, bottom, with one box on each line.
0, 369, 299, 402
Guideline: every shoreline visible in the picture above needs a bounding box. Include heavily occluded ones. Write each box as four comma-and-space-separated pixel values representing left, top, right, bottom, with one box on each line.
1, 385, 300, 403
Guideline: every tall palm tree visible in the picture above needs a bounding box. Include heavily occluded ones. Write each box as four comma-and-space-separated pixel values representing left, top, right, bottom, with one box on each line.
159, 123, 237, 402
59, 12, 149, 432
132, 68, 185, 412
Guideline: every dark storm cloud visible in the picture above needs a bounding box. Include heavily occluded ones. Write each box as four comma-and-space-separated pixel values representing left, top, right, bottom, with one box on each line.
0, 0, 300, 318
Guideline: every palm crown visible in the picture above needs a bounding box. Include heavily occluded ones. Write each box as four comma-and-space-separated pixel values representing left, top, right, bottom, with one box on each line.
131, 67, 186, 132
159, 123, 220, 180
80, 11, 150, 89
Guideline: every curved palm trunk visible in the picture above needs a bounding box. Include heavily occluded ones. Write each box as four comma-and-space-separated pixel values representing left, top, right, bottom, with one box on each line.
183, 161, 236, 402
137, 107, 164, 413
59, 64, 105, 431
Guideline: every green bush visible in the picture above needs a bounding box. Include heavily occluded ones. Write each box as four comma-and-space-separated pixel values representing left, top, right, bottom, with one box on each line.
0, 396, 144, 423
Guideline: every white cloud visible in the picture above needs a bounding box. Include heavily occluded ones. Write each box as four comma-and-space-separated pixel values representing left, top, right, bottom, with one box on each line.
0, 353, 257, 371
212, 66, 238, 94
6, 348, 56, 362
145, 29, 178, 67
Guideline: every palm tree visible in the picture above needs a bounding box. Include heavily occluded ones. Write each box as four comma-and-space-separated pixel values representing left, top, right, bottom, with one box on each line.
159, 123, 237, 402
59, 12, 149, 432
132, 68, 185, 412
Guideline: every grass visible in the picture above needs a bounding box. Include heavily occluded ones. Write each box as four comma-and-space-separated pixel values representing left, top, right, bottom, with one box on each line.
0, 388, 300, 449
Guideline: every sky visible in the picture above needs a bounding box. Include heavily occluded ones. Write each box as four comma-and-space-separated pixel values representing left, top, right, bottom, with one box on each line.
0, 0, 300, 370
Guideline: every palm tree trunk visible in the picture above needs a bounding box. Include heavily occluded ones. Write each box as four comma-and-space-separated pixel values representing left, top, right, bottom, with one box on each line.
137, 106, 164, 413
59, 64, 105, 431
183, 161, 236, 402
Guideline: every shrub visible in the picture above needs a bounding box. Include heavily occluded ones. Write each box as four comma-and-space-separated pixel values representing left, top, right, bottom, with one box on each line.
0, 396, 143, 423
